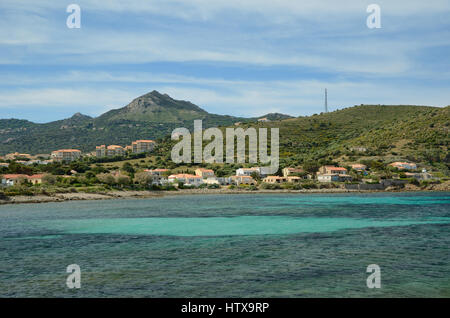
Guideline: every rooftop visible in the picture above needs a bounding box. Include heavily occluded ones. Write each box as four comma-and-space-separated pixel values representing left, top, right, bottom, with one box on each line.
168, 174, 201, 179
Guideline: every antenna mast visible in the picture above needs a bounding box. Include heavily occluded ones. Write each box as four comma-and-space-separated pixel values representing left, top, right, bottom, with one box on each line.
325, 88, 328, 113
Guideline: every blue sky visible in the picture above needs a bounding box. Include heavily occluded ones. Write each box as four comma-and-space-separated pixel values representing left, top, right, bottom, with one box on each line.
0, 0, 449, 122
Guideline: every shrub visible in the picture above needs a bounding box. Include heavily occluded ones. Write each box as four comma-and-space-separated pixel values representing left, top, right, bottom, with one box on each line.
261, 183, 281, 190
301, 182, 318, 189
160, 184, 177, 191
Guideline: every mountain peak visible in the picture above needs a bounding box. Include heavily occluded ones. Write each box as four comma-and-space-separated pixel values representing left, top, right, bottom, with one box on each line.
142, 90, 164, 98
97, 90, 208, 123
258, 113, 293, 121
71, 112, 91, 119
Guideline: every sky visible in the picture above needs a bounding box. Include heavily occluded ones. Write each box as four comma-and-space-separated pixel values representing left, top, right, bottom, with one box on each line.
0, 0, 449, 123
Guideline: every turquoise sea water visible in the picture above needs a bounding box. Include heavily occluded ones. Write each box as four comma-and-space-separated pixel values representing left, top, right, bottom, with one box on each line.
0, 192, 449, 297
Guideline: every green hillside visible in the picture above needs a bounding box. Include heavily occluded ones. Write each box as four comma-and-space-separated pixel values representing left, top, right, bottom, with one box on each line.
256, 105, 449, 173
0, 91, 259, 154
145, 104, 448, 176
1, 91, 448, 177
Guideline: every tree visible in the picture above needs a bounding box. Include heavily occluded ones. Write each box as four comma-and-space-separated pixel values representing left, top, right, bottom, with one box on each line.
42, 174, 57, 185
250, 171, 261, 181
122, 162, 135, 175
116, 174, 131, 187
134, 172, 154, 187
96, 173, 116, 185
303, 161, 319, 173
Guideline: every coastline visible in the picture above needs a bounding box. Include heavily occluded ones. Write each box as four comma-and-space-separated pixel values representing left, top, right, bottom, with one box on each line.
1, 182, 449, 205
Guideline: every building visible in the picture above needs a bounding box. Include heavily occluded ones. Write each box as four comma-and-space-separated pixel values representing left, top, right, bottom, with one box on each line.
282, 167, 304, 177
28, 174, 44, 185
0, 163, 9, 168
319, 166, 348, 175
168, 174, 203, 186
1, 174, 44, 186
231, 175, 256, 185
204, 177, 220, 185
404, 172, 433, 180
235, 167, 271, 177
131, 140, 156, 154
263, 176, 302, 184
389, 162, 417, 170
95, 145, 107, 157
145, 169, 169, 177
252, 166, 272, 177
317, 174, 340, 183
351, 164, 367, 171
96, 145, 125, 157
144, 169, 169, 185
1, 174, 27, 186
217, 177, 233, 185
195, 168, 215, 179
317, 174, 352, 183
350, 147, 367, 152
51, 149, 81, 162
107, 145, 125, 157
236, 168, 260, 176
286, 176, 302, 183
5, 152, 32, 160
23, 159, 52, 166
263, 176, 286, 184
258, 117, 270, 122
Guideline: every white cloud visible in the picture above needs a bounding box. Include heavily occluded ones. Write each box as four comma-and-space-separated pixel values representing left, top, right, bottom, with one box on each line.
0, 88, 137, 115
1, 73, 447, 120
1, 0, 448, 76
0, 0, 448, 120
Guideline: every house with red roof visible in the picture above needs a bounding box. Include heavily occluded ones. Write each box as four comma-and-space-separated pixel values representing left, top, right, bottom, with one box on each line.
319, 166, 348, 175
168, 174, 203, 186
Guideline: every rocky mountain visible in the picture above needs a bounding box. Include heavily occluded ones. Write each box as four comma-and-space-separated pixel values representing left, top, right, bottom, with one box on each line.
95, 90, 208, 124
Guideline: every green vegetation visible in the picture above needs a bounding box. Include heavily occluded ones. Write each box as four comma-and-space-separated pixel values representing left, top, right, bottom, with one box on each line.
0, 91, 274, 154
258, 105, 449, 176
1, 103, 449, 198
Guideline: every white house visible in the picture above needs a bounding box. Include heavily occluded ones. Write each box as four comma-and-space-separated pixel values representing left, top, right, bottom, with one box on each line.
236, 168, 259, 176
1, 174, 26, 186
317, 174, 340, 183
204, 177, 220, 185
389, 162, 417, 170
217, 177, 233, 185
317, 173, 352, 183
145, 169, 169, 177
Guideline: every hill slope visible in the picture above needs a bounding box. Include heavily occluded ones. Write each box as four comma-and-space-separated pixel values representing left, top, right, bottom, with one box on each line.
253, 105, 449, 172
0, 91, 260, 154
95, 90, 208, 124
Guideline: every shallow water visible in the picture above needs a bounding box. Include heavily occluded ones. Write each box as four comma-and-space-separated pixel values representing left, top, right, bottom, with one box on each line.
0, 192, 449, 297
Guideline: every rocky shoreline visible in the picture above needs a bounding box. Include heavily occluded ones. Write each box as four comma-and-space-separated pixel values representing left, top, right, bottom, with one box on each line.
1, 182, 449, 205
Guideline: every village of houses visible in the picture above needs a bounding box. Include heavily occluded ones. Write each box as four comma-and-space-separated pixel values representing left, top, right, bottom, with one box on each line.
0, 138, 439, 193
